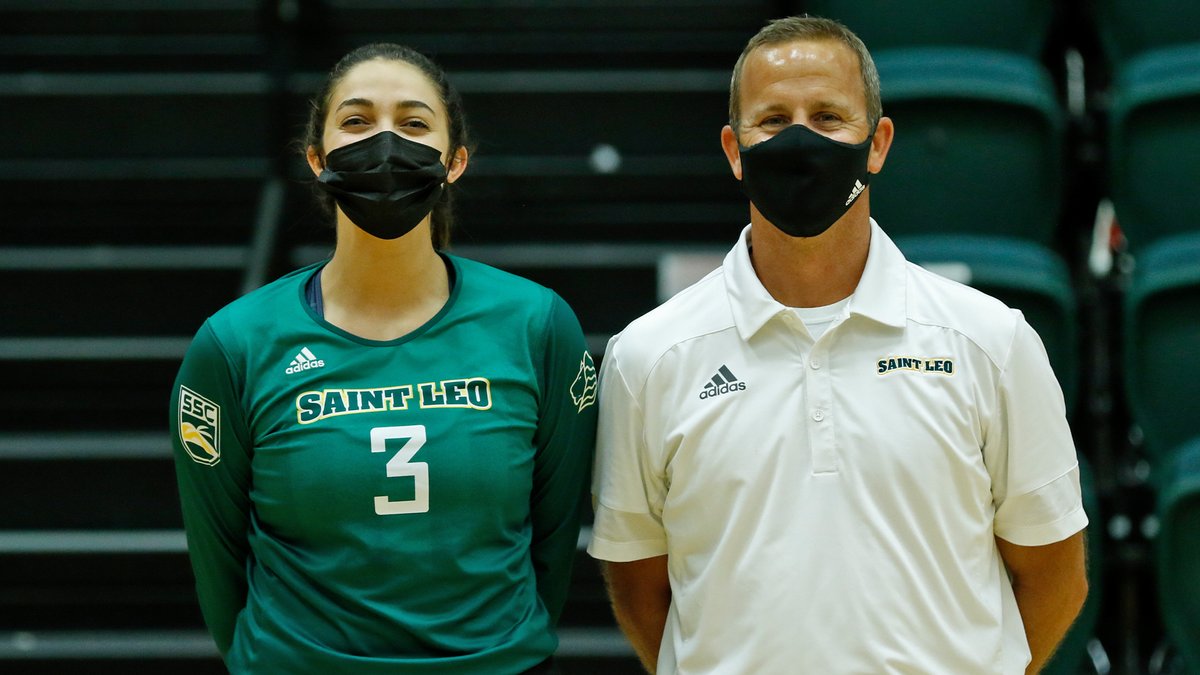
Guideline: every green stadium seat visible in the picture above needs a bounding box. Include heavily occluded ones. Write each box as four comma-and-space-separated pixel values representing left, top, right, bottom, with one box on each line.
804, 0, 1053, 57
871, 48, 1064, 245
1123, 233, 1200, 467
1155, 437, 1200, 672
1108, 46, 1200, 252
1096, 0, 1200, 65
895, 235, 1079, 414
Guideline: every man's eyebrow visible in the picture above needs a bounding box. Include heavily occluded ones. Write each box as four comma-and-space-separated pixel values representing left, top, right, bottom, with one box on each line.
745, 102, 792, 118
745, 99, 852, 119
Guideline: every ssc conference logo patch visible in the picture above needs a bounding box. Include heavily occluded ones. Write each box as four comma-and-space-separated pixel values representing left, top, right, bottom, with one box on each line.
179, 385, 221, 466
571, 352, 597, 413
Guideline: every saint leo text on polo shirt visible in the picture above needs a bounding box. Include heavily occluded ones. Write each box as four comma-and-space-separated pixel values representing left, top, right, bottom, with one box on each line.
876, 356, 956, 375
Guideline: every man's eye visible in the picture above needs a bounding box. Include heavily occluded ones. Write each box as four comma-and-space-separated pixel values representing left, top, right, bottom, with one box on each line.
762, 116, 788, 126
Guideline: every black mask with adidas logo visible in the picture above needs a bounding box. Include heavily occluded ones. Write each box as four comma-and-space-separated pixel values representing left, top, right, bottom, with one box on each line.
738, 123, 874, 238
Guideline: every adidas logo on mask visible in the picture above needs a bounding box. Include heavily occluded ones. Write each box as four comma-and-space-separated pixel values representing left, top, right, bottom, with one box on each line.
844, 179, 866, 206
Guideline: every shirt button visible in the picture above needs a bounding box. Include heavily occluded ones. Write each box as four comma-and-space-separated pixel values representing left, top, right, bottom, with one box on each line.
812, 410, 825, 422
810, 358, 821, 370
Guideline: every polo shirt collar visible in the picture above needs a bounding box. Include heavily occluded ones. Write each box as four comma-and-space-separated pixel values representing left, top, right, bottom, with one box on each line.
724, 218, 908, 341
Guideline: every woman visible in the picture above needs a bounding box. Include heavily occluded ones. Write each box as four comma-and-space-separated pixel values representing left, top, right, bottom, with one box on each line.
171, 43, 597, 674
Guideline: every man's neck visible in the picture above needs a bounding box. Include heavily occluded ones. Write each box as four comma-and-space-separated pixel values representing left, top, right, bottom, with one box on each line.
747, 204, 872, 308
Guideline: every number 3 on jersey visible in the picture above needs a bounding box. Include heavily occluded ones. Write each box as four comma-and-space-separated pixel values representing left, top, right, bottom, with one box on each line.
371, 425, 429, 515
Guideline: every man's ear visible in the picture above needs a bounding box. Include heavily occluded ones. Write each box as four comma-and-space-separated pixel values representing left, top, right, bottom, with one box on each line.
867, 116, 894, 174
720, 125, 743, 181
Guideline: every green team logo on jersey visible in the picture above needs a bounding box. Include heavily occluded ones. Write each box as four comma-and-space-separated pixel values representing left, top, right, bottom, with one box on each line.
571, 352, 597, 413
179, 385, 221, 466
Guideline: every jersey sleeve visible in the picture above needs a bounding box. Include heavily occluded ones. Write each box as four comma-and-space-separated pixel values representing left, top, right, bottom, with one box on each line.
169, 320, 253, 656
985, 314, 1089, 546
529, 293, 598, 625
587, 335, 669, 562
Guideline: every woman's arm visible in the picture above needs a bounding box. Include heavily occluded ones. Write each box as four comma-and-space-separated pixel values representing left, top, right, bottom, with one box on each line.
528, 293, 598, 624
170, 321, 254, 656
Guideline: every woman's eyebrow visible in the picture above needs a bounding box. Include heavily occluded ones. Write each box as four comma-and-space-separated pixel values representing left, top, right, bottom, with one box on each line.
334, 98, 437, 115
396, 100, 437, 116
334, 97, 372, 112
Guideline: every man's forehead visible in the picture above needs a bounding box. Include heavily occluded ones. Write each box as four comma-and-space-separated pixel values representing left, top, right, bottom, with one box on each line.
753, 38, 848, 68
745, 38, 857, 76
739, 38, 863, 105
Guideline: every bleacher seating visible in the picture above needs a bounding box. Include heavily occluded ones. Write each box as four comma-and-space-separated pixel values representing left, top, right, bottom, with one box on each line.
0, 0, 270, 73
804, 0, 1054, 57
286, 0, 780, 71
1095, 0, 1200, 65
5, 1, 1197, 673
871, 48, 1064, 244
1122, 234, 1200, 469
1154, 438, 1200, 672
0, 63, 282, 673
1107, 47, 1200, 252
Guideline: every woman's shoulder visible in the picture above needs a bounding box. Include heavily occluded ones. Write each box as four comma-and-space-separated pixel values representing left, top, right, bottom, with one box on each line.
205, 263, 319, 337
449, 253, 559, 307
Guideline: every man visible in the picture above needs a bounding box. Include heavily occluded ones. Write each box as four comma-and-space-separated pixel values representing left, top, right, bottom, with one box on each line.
588, 16, 1088, 675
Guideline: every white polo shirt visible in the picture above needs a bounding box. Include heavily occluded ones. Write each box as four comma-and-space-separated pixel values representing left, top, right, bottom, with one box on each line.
589, 221, 1087, 675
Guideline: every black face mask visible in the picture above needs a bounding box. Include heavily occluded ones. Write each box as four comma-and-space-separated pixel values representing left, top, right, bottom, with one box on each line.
316, 131, 448, 240
738, 123, 874, 238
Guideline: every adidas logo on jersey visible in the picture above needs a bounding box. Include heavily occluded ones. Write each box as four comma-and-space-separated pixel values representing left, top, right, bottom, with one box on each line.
844, 179, 866, 206
286, 347, 325, 375
698, 365, 746, 399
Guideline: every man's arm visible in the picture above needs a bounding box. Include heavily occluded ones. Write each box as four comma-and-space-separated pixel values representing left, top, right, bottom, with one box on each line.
996, 531, 1089, 674
602, 556, 671, 674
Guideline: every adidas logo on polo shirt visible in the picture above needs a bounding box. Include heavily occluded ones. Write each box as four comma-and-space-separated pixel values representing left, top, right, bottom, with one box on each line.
285, 347, 325, 375
698, 365, 746, 399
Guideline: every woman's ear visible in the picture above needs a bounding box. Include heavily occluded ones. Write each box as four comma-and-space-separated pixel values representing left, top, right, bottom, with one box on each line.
446, 145, 470, 185
306, 146, 325, 177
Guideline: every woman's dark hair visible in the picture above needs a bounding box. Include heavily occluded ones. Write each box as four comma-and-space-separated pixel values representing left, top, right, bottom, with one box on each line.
302, 43, 471, 250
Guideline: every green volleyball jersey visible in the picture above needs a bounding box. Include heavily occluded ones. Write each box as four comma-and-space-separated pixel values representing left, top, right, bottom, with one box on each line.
170, 255, 597, 674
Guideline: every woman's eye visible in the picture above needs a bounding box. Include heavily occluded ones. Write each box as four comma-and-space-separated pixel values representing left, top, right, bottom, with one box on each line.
340, 117, 367, 127
403, 119, 431, 130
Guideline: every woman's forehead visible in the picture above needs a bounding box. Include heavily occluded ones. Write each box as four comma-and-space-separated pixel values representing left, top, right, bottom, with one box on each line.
330, 59, 442, 112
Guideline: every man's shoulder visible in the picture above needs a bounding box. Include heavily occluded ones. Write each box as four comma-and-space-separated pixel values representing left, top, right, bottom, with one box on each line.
607, 266, 734, 378
902, 260, 1022, 367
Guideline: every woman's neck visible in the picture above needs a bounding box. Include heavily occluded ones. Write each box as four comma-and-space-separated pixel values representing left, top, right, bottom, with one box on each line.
319, 217, 450, 340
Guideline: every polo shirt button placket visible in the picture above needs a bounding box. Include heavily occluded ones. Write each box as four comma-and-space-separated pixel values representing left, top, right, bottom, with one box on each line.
807, 343, 839, 474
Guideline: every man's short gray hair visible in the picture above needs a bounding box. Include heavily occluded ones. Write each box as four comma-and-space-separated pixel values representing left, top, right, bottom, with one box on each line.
729, 16, 881, 133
